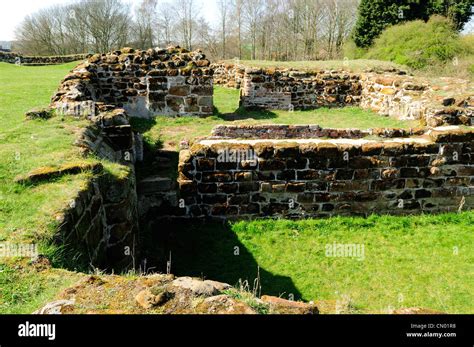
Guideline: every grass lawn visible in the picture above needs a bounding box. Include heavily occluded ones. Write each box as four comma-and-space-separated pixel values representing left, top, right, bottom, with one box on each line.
0, 260, 82, 314
221, 59, 407, 73
0, 62, 92, 244
0, 62, 125, 245
0, 62, 126, 312
147, 213, 474, 314
132, 86, 419, 153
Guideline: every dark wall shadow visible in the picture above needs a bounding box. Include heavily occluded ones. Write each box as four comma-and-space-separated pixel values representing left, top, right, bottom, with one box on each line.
140, 220, 303, 301
213, 105, 278, 121
135, 148, 178, 181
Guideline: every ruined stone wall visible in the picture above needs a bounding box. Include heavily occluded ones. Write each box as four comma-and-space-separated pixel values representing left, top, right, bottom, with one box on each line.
178, 127, 474, 220
241, 68, 362, 110
57, 170, 139, 270
206, 61, 474, 127
0, 51, 87, 65
211, 62, 245, 89
360, 74, 474, 127
211, 124, 425, 140
51, 47, 214, 118
56, 108, 140, 270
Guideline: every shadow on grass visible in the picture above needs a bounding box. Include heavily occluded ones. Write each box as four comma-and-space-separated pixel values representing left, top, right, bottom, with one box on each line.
140, 220, 302, 300
213, 105, 278, 121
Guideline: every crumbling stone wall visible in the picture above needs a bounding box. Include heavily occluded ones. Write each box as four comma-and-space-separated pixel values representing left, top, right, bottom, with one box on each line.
56, 108, 140, 270
212, 62, 474, 127
57, 171, 139, 270
51, 46, 214, 118
0, 51, 87, 65
178, 126, 474, 220
361, 74, 474, 127
241, 68, 362, 110
211, 62, 245, 89
211, 124, 425, 140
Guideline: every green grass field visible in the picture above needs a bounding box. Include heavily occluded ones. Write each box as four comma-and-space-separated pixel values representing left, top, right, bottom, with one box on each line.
133, 86, 418, 153
147, 214, 474, 313
221, 59, 407, 73
0, 61, 472, 314
0, 62, 91, 244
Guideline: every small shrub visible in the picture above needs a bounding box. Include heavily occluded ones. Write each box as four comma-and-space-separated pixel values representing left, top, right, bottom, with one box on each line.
365, 16, 463, 69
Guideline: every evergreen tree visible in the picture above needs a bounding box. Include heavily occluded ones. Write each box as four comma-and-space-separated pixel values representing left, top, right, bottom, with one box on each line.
353, 0, 474, 48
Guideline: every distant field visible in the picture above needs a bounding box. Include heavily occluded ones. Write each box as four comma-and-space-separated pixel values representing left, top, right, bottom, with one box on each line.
222, 59, 408, 73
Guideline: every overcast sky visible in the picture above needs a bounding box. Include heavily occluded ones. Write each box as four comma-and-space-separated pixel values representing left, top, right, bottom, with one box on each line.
1, 0, 473, 42
0, 0, 219, 42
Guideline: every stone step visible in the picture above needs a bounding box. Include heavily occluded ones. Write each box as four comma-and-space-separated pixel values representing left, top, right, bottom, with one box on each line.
155, 163, 173, 170
155, 149, 175, 158
138, 176, 176, 194
154, 156, 171, 163
153, 157, 172, 168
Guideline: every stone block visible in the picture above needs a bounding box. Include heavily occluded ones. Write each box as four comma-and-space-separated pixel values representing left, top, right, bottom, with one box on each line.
259, 160, 286, 171
138, 176, 173, 194
197, 158, 215, 171
198, 183, 218, 194
297, 170, 320, 180
287, 183, 305, 193
201, 172, 233, 183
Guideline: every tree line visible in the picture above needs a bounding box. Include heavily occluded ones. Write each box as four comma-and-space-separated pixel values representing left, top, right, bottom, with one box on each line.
15, 0, 359, 60
14, 0, 473, 61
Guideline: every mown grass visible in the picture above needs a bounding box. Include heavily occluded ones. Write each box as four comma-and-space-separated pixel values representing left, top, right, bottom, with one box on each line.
0, 62, 125, 312
223, 59, 407, 73
0, 62, 90, 244
133, 86, 418, 152
0, 62, 125, 244
0, 260, 82, 314
149, 213, 474, 314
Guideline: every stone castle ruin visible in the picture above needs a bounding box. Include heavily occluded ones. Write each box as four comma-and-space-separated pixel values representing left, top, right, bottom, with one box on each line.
51, 47, 213, 118
178, 126, 474, 220
0, 51, 87, 65
21, 47, 473, 268
212, 63, 474, 127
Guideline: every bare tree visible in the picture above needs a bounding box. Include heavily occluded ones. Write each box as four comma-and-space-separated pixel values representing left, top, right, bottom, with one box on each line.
235, 0, 244, 59
133, 0, 159, 49
15, 0, 359, 61
321, 0, 358, 58
174, 0, 200, 50
243, 0, 264, 60
217, 0, 231, 59
78, 0, 131, 53
196, 20, 219, 58
157, 2, 174, 46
